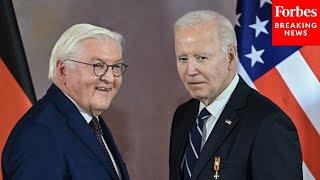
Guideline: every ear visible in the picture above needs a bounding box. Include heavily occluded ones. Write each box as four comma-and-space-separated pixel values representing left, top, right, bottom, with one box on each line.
55, 59, 67, 84
227, 45, 237, 70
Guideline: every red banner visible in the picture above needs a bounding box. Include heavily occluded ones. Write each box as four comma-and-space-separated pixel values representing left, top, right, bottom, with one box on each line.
272, 0, 320, 45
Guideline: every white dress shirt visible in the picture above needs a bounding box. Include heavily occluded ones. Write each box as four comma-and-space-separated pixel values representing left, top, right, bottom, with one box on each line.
181, 74, 240, 170
199, 74, 239, 149
64, 93, 122, 179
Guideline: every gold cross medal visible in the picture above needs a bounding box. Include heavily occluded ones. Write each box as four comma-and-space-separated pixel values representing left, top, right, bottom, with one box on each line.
213, 157, 221, 180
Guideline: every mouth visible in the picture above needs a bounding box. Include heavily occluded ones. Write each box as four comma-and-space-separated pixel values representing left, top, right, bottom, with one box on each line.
95, 87, 112, 92
186, 82, 206, 90
187, 82, 205, 85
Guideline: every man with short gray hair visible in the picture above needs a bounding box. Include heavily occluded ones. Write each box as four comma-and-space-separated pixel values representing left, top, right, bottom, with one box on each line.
2, 23, 130, 180
169, 10, 302, 180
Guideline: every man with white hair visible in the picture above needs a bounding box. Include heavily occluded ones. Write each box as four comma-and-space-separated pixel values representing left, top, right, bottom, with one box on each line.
2, 24, 130, 180
169, 10, 302, 180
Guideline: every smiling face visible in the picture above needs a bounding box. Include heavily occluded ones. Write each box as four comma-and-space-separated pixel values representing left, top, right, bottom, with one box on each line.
175, 22, 236, 105
56, 37, 123, 116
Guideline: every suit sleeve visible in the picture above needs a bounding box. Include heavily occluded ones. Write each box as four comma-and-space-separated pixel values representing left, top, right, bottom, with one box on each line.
251, 112, 303, 180
169, 108, 176, 180
169, 106, 181, 180
4, 122, 67, 180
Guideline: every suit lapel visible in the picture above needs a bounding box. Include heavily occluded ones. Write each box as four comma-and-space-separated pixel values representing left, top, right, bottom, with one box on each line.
100, 117, 130, 180
174, 99, 199, 179
66, 115, 119, 180
48, 84, 119, 180
191, 110, 240, 180
191, 78, 251, 180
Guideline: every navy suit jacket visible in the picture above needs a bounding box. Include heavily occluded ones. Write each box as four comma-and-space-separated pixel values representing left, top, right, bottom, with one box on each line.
2, 84, 130, 180
169, 77, 302, 180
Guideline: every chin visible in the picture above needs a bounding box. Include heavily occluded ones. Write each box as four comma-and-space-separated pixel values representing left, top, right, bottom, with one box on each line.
102, 103, 111, 110
188, 90, 204, 98
95, 102, 111, 112
190, 94, 205, 101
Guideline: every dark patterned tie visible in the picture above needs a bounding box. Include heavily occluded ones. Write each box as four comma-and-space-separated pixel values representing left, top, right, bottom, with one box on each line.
183, 108, 211, 179
89, 117, 118, 177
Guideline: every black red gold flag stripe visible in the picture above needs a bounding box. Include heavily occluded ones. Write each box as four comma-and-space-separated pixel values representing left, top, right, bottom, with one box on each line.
0, 0, 36, 179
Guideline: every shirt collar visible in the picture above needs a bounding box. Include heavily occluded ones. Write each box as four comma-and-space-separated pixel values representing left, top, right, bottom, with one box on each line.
62, 92, 98, 124
199, 74, 239, 118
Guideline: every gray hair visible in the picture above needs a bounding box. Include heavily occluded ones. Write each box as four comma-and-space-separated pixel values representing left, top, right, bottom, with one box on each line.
174, 10, 237, 53
48, 23, 124, 80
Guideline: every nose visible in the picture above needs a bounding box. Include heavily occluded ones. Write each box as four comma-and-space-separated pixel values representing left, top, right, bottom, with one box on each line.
100, 67, 115, 82
187, 59, 199, 76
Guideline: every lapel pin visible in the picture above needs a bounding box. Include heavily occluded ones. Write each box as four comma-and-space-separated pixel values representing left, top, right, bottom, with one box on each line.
213, 156, 221, 179
225, 119, 232, 125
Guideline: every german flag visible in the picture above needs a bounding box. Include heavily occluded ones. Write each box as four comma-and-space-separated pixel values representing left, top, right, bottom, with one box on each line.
0, 0, 36, 179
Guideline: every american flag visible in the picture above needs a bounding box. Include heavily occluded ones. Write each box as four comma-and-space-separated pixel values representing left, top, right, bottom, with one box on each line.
235, 0, 320, 179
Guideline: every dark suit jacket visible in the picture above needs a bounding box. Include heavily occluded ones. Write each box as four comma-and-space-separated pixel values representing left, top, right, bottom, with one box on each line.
2, 84, 130, 180
169, 77, 302, 180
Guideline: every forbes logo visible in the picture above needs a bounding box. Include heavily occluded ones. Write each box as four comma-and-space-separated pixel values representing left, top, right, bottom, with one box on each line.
275, 6, 317, 17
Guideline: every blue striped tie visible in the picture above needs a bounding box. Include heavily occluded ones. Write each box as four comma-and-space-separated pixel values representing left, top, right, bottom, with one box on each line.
183, 107, 211, 179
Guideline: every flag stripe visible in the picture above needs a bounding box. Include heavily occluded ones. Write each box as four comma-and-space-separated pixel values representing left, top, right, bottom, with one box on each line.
303, 162, 315, 180
254, 68, 320, 179
0, 59, 32, 178
299, 46, 320, 81
236, 0, 318, 179
1, 1, 35, 179
0, 0, 36, 103
276, 51, 320, 134
237, 62, 257, 89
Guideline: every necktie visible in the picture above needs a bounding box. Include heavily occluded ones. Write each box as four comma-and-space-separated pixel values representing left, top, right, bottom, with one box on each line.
89, 117, 119, 177
90, 117, 110, 157
183, 108, 211, 179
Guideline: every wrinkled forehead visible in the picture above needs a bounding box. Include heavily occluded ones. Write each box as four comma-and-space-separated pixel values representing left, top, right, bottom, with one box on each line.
77, 37, 121, 51
175, 22, 219, 41
72, 37, 123, 62
72, 36, 122, 54
77, 36, 121, 49
175, 20, 217, 34
175, 24, 221, 49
